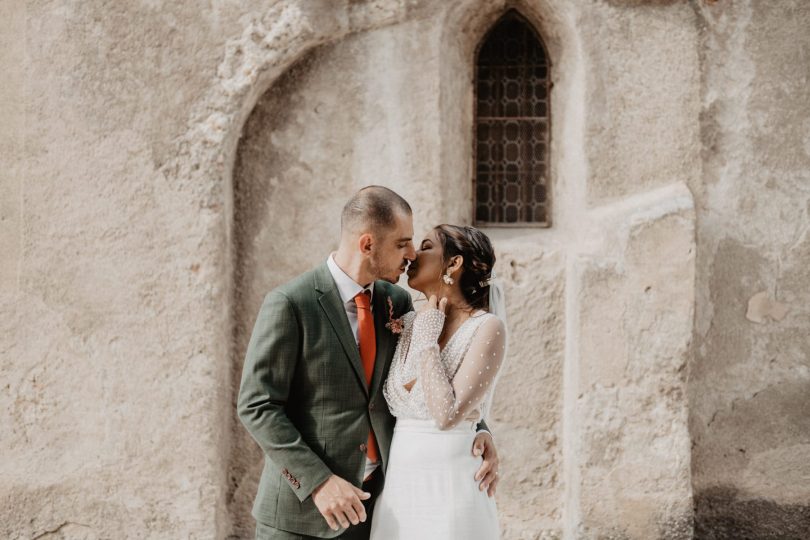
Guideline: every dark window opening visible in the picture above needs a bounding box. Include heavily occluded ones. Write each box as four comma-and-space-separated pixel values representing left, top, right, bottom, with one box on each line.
474, 10, 551, 227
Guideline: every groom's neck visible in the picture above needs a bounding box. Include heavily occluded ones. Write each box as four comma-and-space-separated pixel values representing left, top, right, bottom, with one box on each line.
333, 246, 374, 287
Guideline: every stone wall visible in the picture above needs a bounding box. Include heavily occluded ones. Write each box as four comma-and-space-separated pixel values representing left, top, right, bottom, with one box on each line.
1, 1, 808, 539
2, 2, 268, 538
690, 1, 810, 536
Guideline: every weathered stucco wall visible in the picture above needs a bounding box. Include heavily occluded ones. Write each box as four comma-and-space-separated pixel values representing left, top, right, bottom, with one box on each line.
690, 1, 810, 536
2, 0, 808, 539
569, 184, 696, 539
1, 2, 269, 538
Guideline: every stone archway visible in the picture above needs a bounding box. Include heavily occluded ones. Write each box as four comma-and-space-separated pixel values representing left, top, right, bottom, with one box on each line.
163, 1, 698, 537
158, 4, 422, 537
222, 2, 584, 536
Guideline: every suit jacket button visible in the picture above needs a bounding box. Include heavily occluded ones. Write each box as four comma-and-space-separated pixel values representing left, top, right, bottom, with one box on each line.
359, 443, 367, 453
369, 402, 375, 411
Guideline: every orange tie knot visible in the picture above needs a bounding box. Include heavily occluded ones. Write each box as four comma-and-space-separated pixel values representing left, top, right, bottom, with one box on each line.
354, 289, 372, 310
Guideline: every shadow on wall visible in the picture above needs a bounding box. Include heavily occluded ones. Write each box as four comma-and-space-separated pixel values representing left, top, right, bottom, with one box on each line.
694, 487, 810, 539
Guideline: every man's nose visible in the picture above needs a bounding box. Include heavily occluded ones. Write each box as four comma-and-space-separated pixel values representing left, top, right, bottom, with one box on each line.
406, 245, 417, 260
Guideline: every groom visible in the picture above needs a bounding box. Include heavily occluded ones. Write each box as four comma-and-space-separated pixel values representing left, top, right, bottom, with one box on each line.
238, 186, 499, 539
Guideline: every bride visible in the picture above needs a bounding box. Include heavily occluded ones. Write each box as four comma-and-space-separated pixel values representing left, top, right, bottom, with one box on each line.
370, 224, 507, 540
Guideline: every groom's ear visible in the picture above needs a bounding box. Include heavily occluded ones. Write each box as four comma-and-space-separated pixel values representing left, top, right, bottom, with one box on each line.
358, 233, 374, 255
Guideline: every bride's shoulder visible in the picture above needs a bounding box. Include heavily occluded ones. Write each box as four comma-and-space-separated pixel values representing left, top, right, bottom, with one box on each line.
473, 311, 506, 335
472, 309, 499, 323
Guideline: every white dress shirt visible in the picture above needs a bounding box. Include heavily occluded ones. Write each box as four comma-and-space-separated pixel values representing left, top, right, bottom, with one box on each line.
326, 253, 374, 345
326, 254, 379, 479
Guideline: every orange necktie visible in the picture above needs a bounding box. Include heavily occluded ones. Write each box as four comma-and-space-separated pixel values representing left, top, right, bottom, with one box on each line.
354, 290, 379, 464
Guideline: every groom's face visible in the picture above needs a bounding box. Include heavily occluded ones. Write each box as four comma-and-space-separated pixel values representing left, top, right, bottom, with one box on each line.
368, 211, 416, 284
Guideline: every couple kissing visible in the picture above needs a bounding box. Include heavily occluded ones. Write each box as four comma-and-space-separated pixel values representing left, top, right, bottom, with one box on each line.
238, 185, 508, 540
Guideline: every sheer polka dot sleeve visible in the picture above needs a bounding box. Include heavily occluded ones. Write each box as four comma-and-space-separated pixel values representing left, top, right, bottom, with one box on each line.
409, 310, 506, 430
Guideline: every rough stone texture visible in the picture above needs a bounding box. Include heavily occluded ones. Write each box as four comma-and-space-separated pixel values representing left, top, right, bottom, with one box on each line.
581, 1, 701, 205
0, 1, 24, 292
689, 0, 810, 536
569, 184, 696, 540
488, 244, 565, 539
1, 2, 271, 538
2, 0, 809, 539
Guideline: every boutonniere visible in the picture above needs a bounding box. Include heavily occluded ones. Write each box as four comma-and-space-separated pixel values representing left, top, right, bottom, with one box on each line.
384, 297, 404, 334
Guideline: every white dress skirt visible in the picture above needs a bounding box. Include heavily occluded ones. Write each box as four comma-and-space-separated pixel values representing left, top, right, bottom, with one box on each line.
369, 418, 500, 540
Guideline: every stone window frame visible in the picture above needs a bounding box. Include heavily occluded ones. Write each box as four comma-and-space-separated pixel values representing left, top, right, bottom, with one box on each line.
473, 9, 552, 228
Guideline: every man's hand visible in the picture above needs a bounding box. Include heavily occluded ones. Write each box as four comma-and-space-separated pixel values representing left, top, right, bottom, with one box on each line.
311, 474, 371, 531
472, 431, 499, 497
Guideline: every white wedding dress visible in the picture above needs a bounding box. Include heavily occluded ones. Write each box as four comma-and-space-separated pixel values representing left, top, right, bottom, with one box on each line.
369, 308, 506, 540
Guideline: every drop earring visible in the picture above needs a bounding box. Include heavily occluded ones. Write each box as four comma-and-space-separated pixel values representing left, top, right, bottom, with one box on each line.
442, 273, 454, 285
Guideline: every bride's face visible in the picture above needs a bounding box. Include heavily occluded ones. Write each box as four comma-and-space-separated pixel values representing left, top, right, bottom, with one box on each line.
406, 229, 444, 293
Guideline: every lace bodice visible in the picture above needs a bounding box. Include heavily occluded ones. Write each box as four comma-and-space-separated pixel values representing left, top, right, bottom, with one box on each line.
383, 308, 506, 429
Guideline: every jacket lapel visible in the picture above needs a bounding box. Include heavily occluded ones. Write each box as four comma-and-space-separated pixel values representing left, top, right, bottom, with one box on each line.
369, 284, 394, 402
314, 263, 368, 395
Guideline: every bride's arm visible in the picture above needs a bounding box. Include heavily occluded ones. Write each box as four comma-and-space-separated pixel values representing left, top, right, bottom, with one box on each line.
409, 309, 506, 430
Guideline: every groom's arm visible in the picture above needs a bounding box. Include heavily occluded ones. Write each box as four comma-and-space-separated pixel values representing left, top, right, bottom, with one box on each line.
476, 418, 490, 434
237, 291, 332, 502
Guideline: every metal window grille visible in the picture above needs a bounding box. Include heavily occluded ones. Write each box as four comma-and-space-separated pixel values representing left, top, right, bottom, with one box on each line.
474, 11, 551, 226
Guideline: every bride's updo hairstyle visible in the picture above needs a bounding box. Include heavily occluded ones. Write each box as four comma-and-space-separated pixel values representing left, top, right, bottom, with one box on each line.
434, 224, 496, 311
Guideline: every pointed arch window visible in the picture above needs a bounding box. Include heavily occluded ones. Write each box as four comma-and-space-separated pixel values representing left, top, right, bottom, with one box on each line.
474, 10, 551, 226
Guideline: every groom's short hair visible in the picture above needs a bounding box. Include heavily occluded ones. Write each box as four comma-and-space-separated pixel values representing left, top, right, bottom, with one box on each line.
341, 185, 412, 234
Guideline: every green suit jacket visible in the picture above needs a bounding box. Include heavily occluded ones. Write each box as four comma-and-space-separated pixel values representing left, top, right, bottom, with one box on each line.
237, 262, 413, 537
